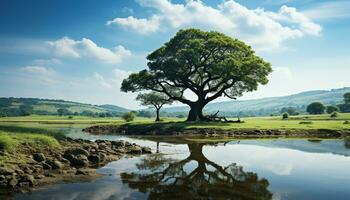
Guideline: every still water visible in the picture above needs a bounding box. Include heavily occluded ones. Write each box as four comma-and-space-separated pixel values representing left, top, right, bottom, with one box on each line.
7, 127, 350, 199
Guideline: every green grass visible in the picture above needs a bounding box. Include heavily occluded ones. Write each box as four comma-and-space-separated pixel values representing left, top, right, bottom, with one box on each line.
0, 132, 60, 151
0, 113, 350, 132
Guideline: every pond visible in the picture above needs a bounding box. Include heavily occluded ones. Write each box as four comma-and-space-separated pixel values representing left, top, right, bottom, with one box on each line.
4, 125, 350, 200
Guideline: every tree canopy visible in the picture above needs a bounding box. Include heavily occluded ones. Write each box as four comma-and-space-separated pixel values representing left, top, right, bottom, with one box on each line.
306, 102, 325, 115
121, 28, 272, 121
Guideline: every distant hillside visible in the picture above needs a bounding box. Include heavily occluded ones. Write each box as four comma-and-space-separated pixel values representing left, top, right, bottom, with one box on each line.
162, 87, 350, 117
0, 98, 129, 117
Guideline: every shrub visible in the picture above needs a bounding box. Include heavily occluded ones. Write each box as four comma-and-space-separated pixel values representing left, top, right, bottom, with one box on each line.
122, 112, 136, 122
282, 112, 289, 119
68, 116, 73, 119
344, 121, 350, 124
330, 112, 338, 118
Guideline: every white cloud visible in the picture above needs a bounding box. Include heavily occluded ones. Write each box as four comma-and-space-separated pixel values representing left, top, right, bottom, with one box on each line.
107, 0, 321, 50
302, 1, 350, 20
33, 58, 62, 65
107, 16, 160, 35
20, 66, 56, 76
47, 37, 131, 63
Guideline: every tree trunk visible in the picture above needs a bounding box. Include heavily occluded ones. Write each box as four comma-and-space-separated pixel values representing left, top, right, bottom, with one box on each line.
187, 101, 206, 121
155, 108, 160, 121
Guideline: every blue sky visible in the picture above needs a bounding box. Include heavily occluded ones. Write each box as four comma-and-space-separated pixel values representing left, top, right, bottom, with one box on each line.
0, 0, 349, 109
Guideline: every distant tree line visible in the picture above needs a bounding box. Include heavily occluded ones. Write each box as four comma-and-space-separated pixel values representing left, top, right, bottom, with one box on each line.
306, 93, 350, 115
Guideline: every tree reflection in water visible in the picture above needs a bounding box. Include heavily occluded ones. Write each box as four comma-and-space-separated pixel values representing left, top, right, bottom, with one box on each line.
121, 143, 272, 199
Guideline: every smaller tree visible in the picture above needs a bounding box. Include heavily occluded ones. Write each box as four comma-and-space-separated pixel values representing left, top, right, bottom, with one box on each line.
282, 112, 289, 120
344, 93, 350, 104
136, 92, 173, 121
306, 102, 325, 115
122, 112, 136, 122
326, 105, 339, 114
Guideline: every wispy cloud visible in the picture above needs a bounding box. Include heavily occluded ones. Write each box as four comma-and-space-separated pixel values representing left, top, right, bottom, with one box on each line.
20, 66, 56, 76
33, 58, 62, 66
302, 1, 350, 20
107, 0, 321, 50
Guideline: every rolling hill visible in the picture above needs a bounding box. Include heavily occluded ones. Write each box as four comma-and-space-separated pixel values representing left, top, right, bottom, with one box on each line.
0, 98, 129, 117
1, 87, 349, 117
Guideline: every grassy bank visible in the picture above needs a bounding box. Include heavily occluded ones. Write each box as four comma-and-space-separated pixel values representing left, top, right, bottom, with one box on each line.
0, 124, 64, 166
1, 113, 350, 131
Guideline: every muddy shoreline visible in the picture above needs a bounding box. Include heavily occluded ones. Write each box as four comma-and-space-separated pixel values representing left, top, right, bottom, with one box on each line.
0, 137, 151, 194
83, 125, 349, 138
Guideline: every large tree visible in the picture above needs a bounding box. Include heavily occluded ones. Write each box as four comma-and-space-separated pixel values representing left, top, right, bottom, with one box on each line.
136, 92, 173, 121
121, 29, 272, 121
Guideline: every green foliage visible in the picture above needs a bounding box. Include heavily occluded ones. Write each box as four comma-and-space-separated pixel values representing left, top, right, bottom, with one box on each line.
330, 112, 338, 118
337, 103, 350, 113
326, 105, 339, 114
0, 134, 17, 151
344, 121, 350, 124
121, 28, 272, 120
282, 112, 289, 119
122, 112, 136, 122
307, 102, 325, 115
136, 92, 173, 108
344, 93, 350, 104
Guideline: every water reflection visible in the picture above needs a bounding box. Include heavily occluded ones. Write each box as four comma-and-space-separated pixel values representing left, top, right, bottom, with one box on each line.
121, 143, 272, 200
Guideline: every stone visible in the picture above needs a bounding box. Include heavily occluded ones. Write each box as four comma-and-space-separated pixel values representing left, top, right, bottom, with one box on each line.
111, 140, 125, 147
76, 169, 94, 175
88, 154, 100, 164
46, 159, 64, 170
34, 174, 45, 179
8, 177, 18, 188
60, 158, 71, 165
98, 143, 108, 150
128, 145, 142, 154
32, 153, 46, 162
68, 154, 89, 167
21, 174, 35, 186
42, 162, 52, 170
0, 167, 14, 175
64, 148, 89, 157
142, 147, 152, 154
